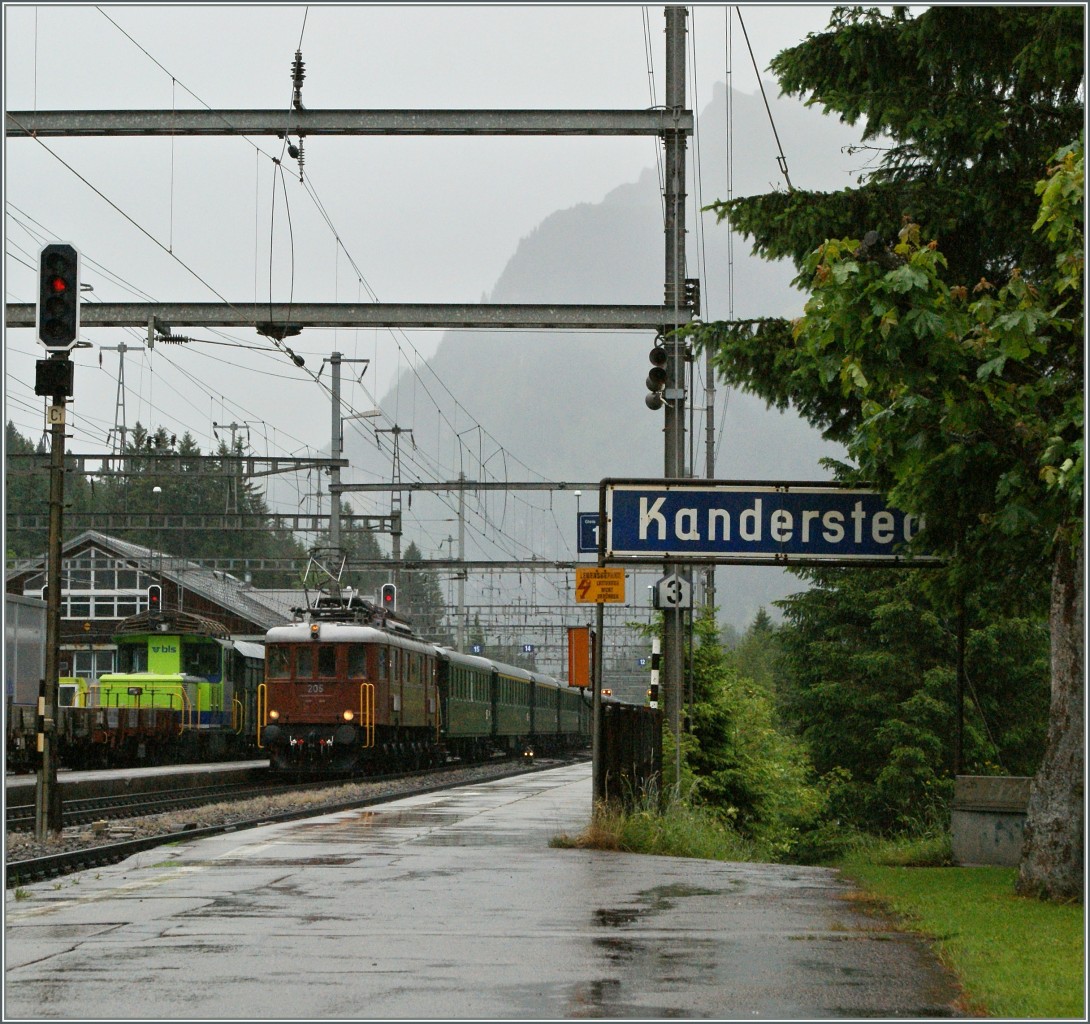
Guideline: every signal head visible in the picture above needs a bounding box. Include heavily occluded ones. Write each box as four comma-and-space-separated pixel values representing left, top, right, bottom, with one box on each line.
37, 243, 80, 351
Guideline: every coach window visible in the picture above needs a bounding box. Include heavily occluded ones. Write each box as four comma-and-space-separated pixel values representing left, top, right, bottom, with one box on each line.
317, 645, 337, 677
377, 647, 388, 680
348, 645, 367, 678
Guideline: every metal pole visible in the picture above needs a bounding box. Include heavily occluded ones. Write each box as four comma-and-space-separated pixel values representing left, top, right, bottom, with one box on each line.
662, 4, 687, 791
704, 344, 716, 610
955, 598, 966, 774
329, 352, 342, 553
455, 471, 464, 649
36, 359, 68, 839
593, 604, 603, 804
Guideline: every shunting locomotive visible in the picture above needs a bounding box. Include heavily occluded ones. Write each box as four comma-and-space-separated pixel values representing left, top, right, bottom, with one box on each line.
6, 607, 264, 771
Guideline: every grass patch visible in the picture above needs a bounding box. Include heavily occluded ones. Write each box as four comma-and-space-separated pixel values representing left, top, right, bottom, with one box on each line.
839, 852, 1085, 1019
552, 797, 764, 862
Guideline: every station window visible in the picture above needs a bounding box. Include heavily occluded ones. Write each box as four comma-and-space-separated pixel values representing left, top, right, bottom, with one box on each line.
71, 649, 115, 680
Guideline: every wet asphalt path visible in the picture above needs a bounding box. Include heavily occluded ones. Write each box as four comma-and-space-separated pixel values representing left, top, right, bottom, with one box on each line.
4, 761, 962, 1019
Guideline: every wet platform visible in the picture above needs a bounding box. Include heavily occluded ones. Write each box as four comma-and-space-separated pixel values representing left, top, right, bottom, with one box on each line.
4, 762, 961, 1019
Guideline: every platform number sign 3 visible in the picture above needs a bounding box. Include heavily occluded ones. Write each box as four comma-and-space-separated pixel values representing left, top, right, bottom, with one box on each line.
654, 573, 691, 610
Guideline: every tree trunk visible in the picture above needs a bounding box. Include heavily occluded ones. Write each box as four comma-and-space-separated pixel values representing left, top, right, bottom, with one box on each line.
1017, 536, 1084, 902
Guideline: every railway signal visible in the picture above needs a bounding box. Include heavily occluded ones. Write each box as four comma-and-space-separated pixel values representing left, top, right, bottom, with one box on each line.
36, 243, 81, 351
645, 343, 667, 410
148, 584, 162, 615
381, 583, 396, 611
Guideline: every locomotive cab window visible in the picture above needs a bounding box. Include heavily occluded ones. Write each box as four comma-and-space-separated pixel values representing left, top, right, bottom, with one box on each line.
267, 646, 291, 679
183, 642, 221, 681
316, 645, 337, 678
348, 645, 367, 678
118, 646, 149, 673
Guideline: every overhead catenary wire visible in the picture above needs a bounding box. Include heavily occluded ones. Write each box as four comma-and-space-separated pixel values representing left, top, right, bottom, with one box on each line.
9, 9, 641, 604
735, 6, 794, 192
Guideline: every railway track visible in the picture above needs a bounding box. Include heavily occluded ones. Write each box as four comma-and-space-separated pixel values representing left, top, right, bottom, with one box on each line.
6, 777, 350, 832
6, 756, 581, 889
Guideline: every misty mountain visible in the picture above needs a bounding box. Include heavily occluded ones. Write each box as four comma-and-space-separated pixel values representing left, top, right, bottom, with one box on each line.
343, 81, 864, 630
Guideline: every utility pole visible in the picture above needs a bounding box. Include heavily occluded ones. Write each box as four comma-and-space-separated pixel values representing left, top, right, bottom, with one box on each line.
457, 471, 467, 651
375, 425, 412, 591
212, 421, 249, 513
321, 352, 369, 555
330, 353, 343, 553
101, 341, 130, 455
37, 365, 67, 839
662, 4, 688, 787
704, 345, 716, 610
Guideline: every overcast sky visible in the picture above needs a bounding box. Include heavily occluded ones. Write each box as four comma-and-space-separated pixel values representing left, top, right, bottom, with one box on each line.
4, 4, 851, 463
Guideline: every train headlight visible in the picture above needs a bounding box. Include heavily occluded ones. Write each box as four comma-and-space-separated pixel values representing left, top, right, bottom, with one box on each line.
268, 709, 280, 720
342, 709, 355, 721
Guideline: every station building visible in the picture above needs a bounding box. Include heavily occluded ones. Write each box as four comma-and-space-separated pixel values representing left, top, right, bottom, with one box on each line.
5, 530, 300, 703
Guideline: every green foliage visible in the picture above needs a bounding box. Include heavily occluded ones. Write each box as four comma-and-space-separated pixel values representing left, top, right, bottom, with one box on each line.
712, 6, 1085, 284
551, 790, 762, 863
6, 419, 99, 558
688, 8, 1081, 893
726, 606, 780, 694
400, 541, 451, 645
774, 568, 1050, 834
677, 608, 825, 858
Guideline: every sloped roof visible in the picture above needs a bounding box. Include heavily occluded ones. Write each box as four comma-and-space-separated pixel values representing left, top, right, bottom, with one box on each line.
9, 530, 301, 632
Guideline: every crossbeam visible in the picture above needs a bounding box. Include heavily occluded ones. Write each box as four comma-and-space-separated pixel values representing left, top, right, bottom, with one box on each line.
7, 513, 396, 533
334, 480, 601, 493
5, 453, 348, 478
5, 302, 687, 331
6, 108, 692, 138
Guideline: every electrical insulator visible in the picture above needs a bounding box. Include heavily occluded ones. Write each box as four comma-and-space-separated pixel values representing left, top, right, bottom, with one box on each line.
684, 277, 701, 315
292, 50, 306, 110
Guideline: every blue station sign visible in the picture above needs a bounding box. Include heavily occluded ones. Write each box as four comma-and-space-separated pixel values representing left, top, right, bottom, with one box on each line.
602, 480, 937, 566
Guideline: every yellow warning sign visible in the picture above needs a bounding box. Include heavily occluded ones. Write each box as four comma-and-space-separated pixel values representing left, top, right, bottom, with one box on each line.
575, 566, 626, 604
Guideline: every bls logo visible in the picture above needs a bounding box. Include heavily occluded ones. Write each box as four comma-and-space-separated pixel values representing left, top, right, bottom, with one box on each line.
151, 644, 178, 654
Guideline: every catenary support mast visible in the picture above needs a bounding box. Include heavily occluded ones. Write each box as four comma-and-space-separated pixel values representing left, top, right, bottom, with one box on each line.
662, 5, 688, 786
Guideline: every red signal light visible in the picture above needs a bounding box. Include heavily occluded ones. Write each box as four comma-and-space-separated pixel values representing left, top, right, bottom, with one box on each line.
49, 276, 67, 293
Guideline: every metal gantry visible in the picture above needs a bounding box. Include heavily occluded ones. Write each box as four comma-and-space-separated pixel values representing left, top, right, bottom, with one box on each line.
8, 6, 693, 817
